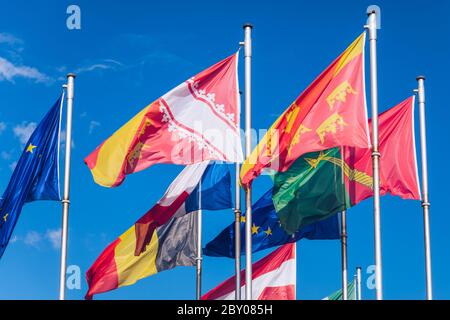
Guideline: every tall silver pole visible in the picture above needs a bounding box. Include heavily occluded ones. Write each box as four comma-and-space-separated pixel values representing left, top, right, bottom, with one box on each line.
196, 180, 202, 300
339, 147, 348, 300
356, 267, 362, 300
59, 73, 75, 300
243, 23, 253, 300
234, 163, 242, 300
416, 76, 433, 300
341, 210, 348, 300
366, 9, 383, 300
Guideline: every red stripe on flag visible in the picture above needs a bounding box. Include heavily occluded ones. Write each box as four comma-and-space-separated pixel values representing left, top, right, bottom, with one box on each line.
85, 238, 121, 300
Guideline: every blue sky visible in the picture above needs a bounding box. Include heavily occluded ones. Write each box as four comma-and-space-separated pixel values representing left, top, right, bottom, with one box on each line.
0, 0, 449, 300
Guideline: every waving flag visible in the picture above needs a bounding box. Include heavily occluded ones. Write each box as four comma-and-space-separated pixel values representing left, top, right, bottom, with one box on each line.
240, 33, 370, 188
343, 96, 421, 204
275, 97, 421, 234
323, 279, 356, 300
85, 53, 243, 187
202, 243, 296, 300
0, 95, 63, 258
85, 162, 231, 299
204, 188, 340, 257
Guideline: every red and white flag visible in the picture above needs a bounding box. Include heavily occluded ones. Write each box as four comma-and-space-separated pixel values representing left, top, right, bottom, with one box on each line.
202, 243, 296, 300
85, 53, 243, 187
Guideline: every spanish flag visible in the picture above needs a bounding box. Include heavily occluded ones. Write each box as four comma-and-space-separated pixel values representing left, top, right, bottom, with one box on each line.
85, 53, 242, 188
240, 33, 370, 188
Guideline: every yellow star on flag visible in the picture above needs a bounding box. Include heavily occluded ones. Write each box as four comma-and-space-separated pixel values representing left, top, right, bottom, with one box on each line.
251, 223, 260, 235
26, 143, 37, 153
3, 213, 8, 222
264, 227, 272, 236
240, 215, 246, 223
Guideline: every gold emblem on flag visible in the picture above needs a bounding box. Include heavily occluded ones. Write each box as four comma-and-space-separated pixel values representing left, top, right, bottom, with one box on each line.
316, 113, 348, 144
288, 124, 311, 155
326, 81, 357, 110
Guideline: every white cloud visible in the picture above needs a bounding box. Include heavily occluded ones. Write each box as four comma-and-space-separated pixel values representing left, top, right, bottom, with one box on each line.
10, 235, 19, 244
0, 56, 50, 83
8, 161, 17, 171
13, 121, 36, 144
1, 150, 12, 160
45, 229, 61, 249
23, 231, 42, 248
89, 120, 100, 134
0, 33, 23, 46
75, 59, 123, 74
0, 122, 6, 134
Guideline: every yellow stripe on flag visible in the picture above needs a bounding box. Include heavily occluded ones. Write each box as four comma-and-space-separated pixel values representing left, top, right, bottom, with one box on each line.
115, 225, 159, 287
90, 105, 151, 187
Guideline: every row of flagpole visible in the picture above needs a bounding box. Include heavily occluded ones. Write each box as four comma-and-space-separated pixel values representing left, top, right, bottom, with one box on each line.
56, 8, 433, 301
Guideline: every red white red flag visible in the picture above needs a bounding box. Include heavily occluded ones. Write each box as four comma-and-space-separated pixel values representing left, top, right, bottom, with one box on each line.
202, 243, 296, 300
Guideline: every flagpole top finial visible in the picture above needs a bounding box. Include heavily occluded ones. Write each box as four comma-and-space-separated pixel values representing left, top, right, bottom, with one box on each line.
67, 73, 76, 79
417, 75, 426, 81
243, 23, 253, 29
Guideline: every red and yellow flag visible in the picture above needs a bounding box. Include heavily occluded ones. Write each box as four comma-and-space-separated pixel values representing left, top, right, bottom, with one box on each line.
240, 33, 370, 188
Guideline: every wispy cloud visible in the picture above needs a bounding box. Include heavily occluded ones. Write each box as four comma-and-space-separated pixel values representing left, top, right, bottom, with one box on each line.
45, 229, 61, 249
23, 231, 42, 248
0, 33, 23, 47
75, 59, 123, 75
14, 229, 61, 250
0, 57, 51, 83
1, 150, 13, 160
0, 122, 6, 134
8, 161, 17, 171
89, 120, 101, 134
13, 121, 36, 144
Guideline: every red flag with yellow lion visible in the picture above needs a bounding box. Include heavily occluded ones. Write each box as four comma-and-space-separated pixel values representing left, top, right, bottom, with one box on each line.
240, 33, 370, 188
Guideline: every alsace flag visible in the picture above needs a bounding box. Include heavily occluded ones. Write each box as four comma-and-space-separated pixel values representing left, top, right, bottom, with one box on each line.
85, 162, 231, 299
240, 33, 370, 188
85, 53, 243, 187
202, 243, 296, 300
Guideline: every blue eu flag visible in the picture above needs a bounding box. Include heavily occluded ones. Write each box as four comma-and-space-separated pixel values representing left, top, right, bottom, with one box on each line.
0, 95, 63, 258
203, 188, 341, 258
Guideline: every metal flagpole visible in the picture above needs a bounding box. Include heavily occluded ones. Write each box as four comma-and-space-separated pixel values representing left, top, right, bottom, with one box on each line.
243, 22, 253, 300
234, 163, 242, 300
59, 73, 75, 300
416, 76, 433, 300
341, 210, 348, 300
339, 147, 348, 300
365, 9, 383, 300
196, 180, 202, 300
356, 267, 362, 300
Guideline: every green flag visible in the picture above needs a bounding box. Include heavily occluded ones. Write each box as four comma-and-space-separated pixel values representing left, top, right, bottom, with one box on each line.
272, 147, 351, 234
323, 280, 356, 300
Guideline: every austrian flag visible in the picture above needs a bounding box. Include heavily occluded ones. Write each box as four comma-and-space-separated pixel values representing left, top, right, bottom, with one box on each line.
85, 53, 243, 187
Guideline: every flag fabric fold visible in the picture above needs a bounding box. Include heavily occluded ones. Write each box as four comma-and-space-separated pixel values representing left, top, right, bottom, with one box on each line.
0, 95, 63, 258
240, 33, 369, 188
202, 243, 296, 300
85, 53, 243, 188
85, 162, 231, 299
204, 188, 340, 257
273, 96, 421, 234
322, 279, 356, 300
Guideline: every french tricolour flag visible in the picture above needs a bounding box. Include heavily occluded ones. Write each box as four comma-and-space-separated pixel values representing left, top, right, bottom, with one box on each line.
202, 243, 296, 300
